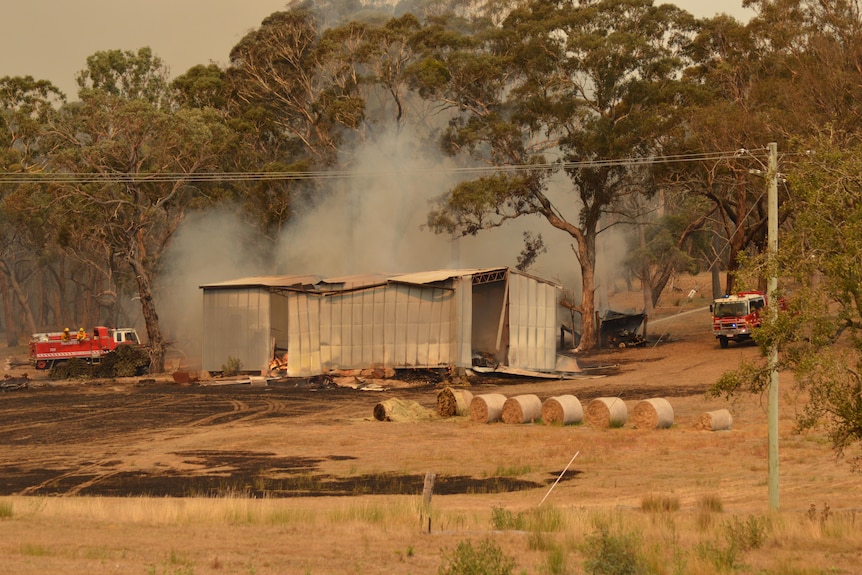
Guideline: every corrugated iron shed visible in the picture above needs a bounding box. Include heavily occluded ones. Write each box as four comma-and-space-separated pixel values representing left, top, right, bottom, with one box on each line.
200, 267, 564, 377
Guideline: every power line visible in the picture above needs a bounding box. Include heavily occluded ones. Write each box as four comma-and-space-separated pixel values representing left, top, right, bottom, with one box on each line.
0, 148, 769, 185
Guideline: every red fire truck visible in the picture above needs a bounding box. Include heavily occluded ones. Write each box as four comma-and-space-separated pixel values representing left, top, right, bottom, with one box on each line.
29, 326, 142, 370
711, 291, 767, 348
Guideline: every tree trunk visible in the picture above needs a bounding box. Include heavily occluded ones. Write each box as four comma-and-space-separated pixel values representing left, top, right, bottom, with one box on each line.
0, 259, 38, 336
128, 243, 165, 373
578, 235, 598, 351
0, 272, 19, 347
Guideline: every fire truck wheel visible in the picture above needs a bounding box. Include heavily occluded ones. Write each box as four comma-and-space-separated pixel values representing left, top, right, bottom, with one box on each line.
719, 336, 729, 349
36, 360, 48, 370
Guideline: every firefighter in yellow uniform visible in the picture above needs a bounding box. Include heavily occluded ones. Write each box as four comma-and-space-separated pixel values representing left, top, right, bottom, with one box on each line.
61, 327, 71, 341
76, 327, 87, 343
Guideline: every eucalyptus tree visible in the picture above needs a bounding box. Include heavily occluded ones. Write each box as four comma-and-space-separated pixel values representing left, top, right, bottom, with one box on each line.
412, 0, 698, 350
712, 133, 862, 461
660, 13, 784, 296
228, 8, 369, 168
0, 76, 65, 343
44, 48, 235, 372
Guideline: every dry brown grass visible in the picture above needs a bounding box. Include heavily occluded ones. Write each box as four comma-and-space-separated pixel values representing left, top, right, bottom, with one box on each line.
1, 273, 861, 573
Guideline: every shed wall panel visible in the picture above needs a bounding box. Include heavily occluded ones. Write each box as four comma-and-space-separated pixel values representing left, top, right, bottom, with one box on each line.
507, 274, 559, 370
201, 287, 271, 373
286, 293, 321, 377
317, 283, 455, 370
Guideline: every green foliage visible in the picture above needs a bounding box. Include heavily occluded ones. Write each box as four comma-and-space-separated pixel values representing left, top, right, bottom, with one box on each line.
222, 356, 243, 377
715, 134, 862, 458
94, 345, 151, 377
582, 520, 648, 575
438, 538, 516, 575
50, 358, 90, 379
723, 515, 769, 552
695, 514, 770, 572
0, 501, 12, 519
490, 505, 525, 530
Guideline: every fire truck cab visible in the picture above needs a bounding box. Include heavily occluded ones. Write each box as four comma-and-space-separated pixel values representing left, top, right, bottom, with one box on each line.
711, 291, 767, 348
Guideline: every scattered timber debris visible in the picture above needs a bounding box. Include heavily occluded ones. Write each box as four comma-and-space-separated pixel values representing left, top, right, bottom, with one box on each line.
2, 374, 29, 392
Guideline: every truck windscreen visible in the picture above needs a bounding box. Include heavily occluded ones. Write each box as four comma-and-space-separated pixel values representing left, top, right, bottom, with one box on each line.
714, 302, 749, 318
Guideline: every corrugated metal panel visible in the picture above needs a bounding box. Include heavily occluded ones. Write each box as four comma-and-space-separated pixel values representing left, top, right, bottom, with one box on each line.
201, 287, 271, 373
286, 292, 321, 377
201, 275, 322, 289
454, 275, 473, 368
507, 274, 559, 371
318, 282, 455, 370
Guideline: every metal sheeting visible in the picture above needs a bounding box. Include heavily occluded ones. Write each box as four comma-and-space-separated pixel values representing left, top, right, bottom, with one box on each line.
507, 272, 559, 371
286, 292, 321, 377
305, 282, 457, 376
200, 275, 321, 289
201, 287, 271, 373
200, 267, 562, 376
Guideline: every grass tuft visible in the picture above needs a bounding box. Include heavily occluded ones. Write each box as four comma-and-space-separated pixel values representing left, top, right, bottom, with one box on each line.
641, 493, 680, 513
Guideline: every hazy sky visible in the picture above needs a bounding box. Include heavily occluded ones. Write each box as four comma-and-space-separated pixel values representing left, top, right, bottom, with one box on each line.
1, 1, 755, 99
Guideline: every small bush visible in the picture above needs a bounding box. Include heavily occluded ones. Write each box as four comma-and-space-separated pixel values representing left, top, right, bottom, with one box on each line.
94, 345, 151, 377
696, 540, 738, 572
490, 506, 525, 530
582, 522, 647, 575
724, 515, 769, 552
50, 358, 90, 379
0, 501, 12, 519
222, 356, 242, 377
438, 538, 516, 575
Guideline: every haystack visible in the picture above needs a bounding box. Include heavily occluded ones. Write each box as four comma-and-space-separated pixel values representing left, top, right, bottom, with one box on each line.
436, 387, 474, 417
373, 398, 434, 422
632, 398, 674, 429
585, 397, 627, 428
469, 393, 508, 423
501, 394, 542, 424
542, 395, 583, 425
695, 409, 733, 431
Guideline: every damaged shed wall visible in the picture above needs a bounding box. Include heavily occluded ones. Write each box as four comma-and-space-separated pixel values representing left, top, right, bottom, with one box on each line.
299, 281, 458, 377
200, 268, 562, 377
202, 287, 272, 374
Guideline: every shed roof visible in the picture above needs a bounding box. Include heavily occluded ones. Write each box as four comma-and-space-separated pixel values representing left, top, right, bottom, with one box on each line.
200, 275, 322, 289
200, 268, 562, 292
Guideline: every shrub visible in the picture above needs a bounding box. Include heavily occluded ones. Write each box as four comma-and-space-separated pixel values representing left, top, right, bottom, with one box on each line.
438, 538, 516, 575
50, 358, 90, 379
582, 522, 647, 575
94, 345, 151, 377
222, 356, 242, 377
0, 501, 12, 519
491, 506, 525, 530
724, 515, 769, 552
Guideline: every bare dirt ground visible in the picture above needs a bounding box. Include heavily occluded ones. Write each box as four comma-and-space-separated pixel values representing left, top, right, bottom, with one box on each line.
1, 275, 861, 574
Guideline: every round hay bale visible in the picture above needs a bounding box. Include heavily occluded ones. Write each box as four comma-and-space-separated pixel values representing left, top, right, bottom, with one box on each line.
373, 398, 434, 422
501, 394, 542, 424
469, 393, 508, 424
585, 397, 628, 428
632, 398, 674, 429
695, 409, 733, 431
542, 395, 583, 425
436, 387, 474, 418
